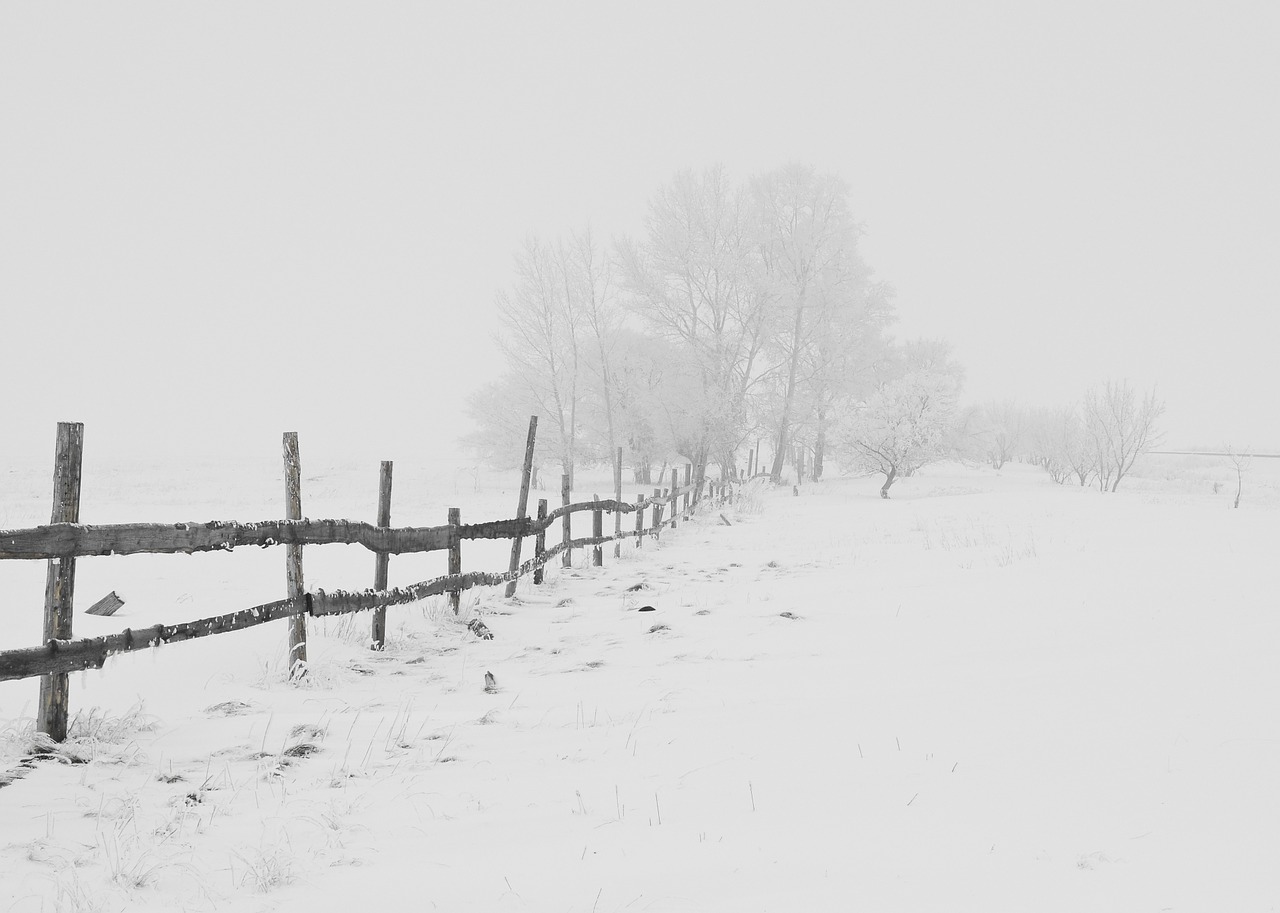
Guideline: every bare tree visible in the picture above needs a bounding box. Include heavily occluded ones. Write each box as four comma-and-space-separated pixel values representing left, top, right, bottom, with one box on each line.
1223, 444, 1252, 508
1082, 380, 1165, 492
559, 227, 621, 463
493, 237, 587, 486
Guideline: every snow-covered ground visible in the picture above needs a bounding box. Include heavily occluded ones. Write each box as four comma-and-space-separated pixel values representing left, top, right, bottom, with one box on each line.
2, 454, 1279, 911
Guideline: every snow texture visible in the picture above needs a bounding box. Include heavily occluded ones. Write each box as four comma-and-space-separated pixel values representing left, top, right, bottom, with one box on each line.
2, 455, 1279, 911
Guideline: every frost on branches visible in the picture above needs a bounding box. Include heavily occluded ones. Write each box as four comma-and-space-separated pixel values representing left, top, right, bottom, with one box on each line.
837, 370, 959, 498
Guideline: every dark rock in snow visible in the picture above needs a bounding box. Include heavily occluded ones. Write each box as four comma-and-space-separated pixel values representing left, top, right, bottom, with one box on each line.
468, 618, 494, 640
638, 605, 656, 612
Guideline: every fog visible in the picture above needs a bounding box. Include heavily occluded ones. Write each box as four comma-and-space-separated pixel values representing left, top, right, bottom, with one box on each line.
3, 2, 1277, 469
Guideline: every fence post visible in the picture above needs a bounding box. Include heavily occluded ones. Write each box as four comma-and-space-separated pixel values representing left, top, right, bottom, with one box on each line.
748, 449, 754, 479
448, 508, 462, 614
670, 468, 680, 529
561, 473, 572, 568
371, 460, 393, 650
613, 447, 623, 559
653, 487, 663, 540
534, 499, 548, 584
592, 495, 603, 567
505, 415, 538, 598
634, 494, 644, 547
37, 421, 84, 743
283, 432, 307, 679
683, 464, 692, 517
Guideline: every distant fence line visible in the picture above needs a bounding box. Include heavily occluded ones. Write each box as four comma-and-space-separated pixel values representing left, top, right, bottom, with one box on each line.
0, 419, 744, 743
1148, 451, 1280, 459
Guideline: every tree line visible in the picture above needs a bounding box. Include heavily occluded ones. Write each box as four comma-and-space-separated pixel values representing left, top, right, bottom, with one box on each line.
466, 164, 1164, 498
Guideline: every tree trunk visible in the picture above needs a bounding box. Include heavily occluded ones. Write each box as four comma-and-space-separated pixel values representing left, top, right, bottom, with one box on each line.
813, 411, 826, 480
770, 290, 808, 483
880, 466, 897, 499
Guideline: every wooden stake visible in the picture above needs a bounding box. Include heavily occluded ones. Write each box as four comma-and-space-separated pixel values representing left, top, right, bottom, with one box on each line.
561, 473, 572, 568
283, 432, 307, 679
505, 415, 538, 598
371, 460, 393, 650
613, 447, 623, 559
37, 421, 83, 742
634, 494, 644, 547
670, 468, 679, 529
534, 499, 548, 584
652, 488, 663, 540
592, 495, 603, 567
683, 464, 692, 516
448, 507, 462, 614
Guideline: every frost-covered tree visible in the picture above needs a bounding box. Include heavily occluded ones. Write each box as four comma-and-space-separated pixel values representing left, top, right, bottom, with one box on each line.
617, 166, 773, 483
835, 369, 959, 498
753, 164, 863, 484
975, 400, 1024, 470
461, 373, 547, 488
1026, 405, 1093, 486
1083, 380, 1164, 492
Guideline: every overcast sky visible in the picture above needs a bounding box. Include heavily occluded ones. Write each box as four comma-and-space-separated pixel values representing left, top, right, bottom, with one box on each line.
2, 1, 1277, 470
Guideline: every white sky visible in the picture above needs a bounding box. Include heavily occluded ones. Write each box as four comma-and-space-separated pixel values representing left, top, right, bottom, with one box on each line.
3, 1, 1277, 469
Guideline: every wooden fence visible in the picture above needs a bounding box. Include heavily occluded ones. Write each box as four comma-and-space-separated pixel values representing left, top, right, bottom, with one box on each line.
0, 420, 741, 741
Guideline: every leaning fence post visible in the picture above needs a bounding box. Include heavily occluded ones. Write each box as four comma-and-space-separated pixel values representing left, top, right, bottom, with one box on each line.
613, 447, 623, 559
670, 469, 680, 529
653, 487, 663, 540
371, 461, 393, 650
683, 464, 692, 517
592, 495, 603, 567
446, 508, 462, 613
534, 499, 548, 584
561, 473, 572, 568
37, 421, 84, 743
283, 432, 307, 679
505, 415, 538, 598
634, 494, 644, 548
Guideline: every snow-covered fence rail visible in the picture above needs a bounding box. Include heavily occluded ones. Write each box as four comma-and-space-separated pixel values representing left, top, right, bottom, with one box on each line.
0, 421, 739, 739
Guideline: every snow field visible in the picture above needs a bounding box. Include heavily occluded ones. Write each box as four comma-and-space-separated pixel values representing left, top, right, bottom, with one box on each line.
1, 457, 1278, 911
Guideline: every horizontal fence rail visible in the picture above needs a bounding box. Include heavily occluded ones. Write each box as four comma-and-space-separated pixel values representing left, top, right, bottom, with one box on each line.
0, 496, 690, 562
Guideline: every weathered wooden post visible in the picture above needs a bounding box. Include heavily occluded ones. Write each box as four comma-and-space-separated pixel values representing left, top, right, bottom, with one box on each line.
748, 449, 754, 479
561, 473, 572, 569
670, 468, 680, 529
283, 432, 307, 679
592, 495, 603, 567
37, 421, 84, 743
534, 499, 548, 584
448, 507, 462, 614
505, 416, 538, 598
371, 460, 393, 650
683, 464, 692, 517
613, 447, 623, 559
652, 488, 663, 540
634, 494, 644, 547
